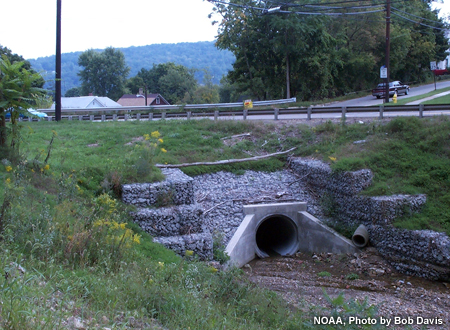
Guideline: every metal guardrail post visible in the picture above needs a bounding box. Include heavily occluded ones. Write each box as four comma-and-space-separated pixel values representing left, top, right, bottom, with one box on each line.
149, 113, 153, 121
69, 116, 72, 121
307, 106, 312, 120
161, 112, 166, 120
419, 104, 424, 118
187, 111, 191, 120
379, 105, 384, 120
101, 115, 105, 122
274, 108, 279, 120
243, 109, 248, 120
48, 116, 52, 122
79, 115, 83, 121
90, 115, 94, 121
214, 110, 219, 121
341, 106, 347, 122
136, 113, 141, 121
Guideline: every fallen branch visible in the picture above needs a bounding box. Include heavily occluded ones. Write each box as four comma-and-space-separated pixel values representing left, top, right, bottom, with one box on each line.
204, 201, 228, 215
221, 132, 251, 140
155, 147, 297, 168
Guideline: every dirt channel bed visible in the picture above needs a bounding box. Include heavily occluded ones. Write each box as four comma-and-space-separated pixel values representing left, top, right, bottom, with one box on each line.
243, 247, 450, 329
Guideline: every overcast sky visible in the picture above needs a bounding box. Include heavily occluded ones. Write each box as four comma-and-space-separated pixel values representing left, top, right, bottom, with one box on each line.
1, 0, 449, 60
0, 0, 219, 60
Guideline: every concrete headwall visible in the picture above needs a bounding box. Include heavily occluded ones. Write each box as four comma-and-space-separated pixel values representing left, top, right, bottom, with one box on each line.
289, 157, 450, 281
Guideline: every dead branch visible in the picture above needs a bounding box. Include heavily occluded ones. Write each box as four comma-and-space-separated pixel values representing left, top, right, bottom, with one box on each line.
204, 201, 228, 215
221, 133, 251, 140
155, 147, 297, 169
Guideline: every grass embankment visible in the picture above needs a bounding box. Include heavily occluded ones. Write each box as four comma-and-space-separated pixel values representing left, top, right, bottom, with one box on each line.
1, 116, 450, 328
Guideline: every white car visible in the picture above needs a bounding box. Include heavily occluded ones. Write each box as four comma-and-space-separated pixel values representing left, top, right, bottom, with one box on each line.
26, 109, 48, 118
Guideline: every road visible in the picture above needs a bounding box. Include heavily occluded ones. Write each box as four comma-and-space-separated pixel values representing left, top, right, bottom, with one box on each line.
326, 80, 450, 107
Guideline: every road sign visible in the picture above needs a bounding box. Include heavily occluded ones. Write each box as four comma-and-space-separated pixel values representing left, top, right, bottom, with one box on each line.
430, 61, 437, 70
380, 66, 387, 79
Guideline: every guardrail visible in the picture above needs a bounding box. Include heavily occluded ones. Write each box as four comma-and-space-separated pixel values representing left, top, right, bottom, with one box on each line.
14, 102, 450, 122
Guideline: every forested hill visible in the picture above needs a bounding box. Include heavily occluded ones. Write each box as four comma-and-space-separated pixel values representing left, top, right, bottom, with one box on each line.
28, 41, 235, 95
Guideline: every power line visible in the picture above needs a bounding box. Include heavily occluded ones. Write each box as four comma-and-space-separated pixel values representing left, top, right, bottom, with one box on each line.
208, 0, 385, 15
392, 6, 447, 25
391, 11, 448, 30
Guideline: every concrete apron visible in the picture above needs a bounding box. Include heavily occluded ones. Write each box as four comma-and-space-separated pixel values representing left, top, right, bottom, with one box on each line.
225, 202, 360, 268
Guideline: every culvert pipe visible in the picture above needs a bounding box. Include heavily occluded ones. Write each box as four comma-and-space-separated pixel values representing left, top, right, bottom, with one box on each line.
352, 224, 369, 248
255, 214, 299, 258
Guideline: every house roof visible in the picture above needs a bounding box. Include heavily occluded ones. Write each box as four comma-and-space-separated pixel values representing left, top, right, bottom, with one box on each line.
117, 93, 170, 107
51, 96, 121, 109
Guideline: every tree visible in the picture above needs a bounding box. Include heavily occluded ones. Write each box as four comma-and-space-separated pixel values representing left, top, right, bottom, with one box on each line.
210, 0, 449, 101
65, 87, 81, 97
0, 45, 45, 89
78, 47, 130, 101
192, 71, 220, 104
0, 56, 46, 148
135, 62, 197, 104
126, 76, 145, 95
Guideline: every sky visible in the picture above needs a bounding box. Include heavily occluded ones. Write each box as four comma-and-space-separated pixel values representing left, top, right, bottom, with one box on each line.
1, 0, 449, 60
0, 0, 219, 60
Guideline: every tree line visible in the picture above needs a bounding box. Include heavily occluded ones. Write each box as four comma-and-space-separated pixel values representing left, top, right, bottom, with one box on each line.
66, 47, 221, 105
210, 0, 449, 101
28, 42, 235, 97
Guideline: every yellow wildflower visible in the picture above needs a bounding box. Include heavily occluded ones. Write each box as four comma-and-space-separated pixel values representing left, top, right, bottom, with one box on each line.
144, 134, 150, 141
158, 138, 164, 143
5, 166, 12, 172
44, 164, 50, 170
158, 261, 164, 268
133, 234, 141, 244
209, 266, 218, 273
5, 178, 11, 184
185, 250, 194, 257
119, 223, 126, 230
31, 169, 35, 173
51, 130, 58, 136
93, 219, 105, 227
151, 131, 161, 138
328, 156, 337, 162
161, 148, 167, 153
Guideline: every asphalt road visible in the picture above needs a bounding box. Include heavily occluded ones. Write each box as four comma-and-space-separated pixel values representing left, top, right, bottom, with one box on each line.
326, 80, 450, 107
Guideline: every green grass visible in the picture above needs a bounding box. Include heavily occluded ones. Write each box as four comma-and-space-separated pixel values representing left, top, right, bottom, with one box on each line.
329, 116, 450, 234
0, 119, 310, 329
2, 114, 450, 328
423, 92, 450, 104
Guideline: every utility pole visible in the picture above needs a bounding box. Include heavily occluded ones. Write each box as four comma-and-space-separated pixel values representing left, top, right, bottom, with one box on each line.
55, 0, 62, 121
384, 0, 391, 104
